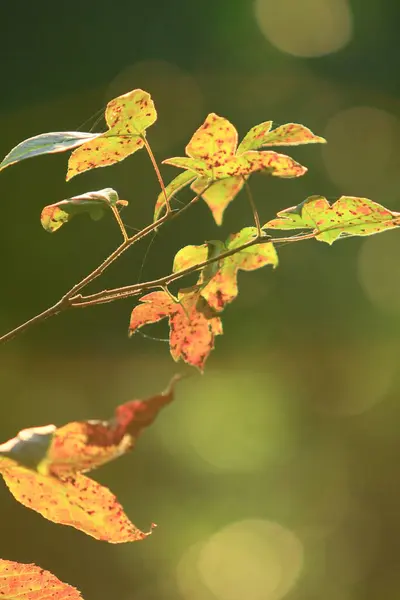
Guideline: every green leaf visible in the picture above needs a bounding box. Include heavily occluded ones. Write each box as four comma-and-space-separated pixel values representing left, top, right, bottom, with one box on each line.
237, 121, 273, 153
264, 195, 400, 244
257, 123, 326, 146
67, 89, 157, 180
173, 240, 226, 286
153, 171, 197, 221
0, 132, 100, 172
40, 188, 127, 233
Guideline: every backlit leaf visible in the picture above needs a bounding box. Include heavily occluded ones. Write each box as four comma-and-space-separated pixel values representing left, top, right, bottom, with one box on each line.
163, 113, 309, 224
237, 121, 273, 153
0, 132, 100, 172
173, 228, 278, 312
0, 559, 83, 600
253, 123, 326, 147
264, 195, 400, 244
67, 89, 156, 180
40, 188, 127, 233
154, 171, 196, 221
129, 289, 222, 371
191, 176, 244, 225
0, 465, 149, 542
0, 379, 177, 541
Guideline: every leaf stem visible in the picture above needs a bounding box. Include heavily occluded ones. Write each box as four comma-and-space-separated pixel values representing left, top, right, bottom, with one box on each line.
142, 136, 170, 214
111, 205, 128, 241
243, 178, 261, 237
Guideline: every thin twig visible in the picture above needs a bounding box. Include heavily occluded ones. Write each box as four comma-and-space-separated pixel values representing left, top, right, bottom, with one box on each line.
243, 178, 261, 237
111, 205, 128, 241
142, 136, 170, 213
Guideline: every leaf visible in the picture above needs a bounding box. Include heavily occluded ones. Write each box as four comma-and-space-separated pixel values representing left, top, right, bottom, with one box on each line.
163, 113, 310, 224
0, 132, 100, 172
0, 379, 178, 541
263, 195, 400, 244
154, 171, 197, 221
173, 227, 278, 312
40, 188, 127, 233
0, 559, 83, 600
237, 121, 273, 153
67, 89, 156, 180
255, 123, 327, 147
129, 289, 222, 371
190, 176, 244, 225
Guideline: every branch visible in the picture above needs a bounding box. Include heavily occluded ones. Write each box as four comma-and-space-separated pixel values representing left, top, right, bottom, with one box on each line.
69, 230, 318, 308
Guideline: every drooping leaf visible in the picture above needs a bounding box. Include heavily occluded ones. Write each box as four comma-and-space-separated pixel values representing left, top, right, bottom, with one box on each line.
173, 227, 278, 312
154, 171, 197, 221
0, 132, 100, 173
0, 466, 149, 542
129, 289, 222, 371
264, 195, 400, 244
0, 559, 83, 600
0, 379, 178, 541
40, 188, 127, 233
163, 113, 311, 224
67, 89, 156, 180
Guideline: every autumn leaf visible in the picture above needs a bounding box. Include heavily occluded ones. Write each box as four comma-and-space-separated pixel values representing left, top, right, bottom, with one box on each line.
161, 114, 322, 224
153, 170, 197, 221
0, 378, 178, 542
40, 188, 128, 233
0, 559, 83, 600
173, 227, 278, 311
0, 132, 100, 172
129, 289, 222, 371
67, 89, 156, 180
263, 195, 400, 244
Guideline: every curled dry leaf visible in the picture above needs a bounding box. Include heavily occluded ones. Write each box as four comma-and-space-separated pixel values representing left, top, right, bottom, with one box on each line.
67, 89, 157, 180
40, 188, 128, 233
0, 378, 179, 542
160, 113, 322, 224
0, 559, 83, 600
129, 289, 222, 371
264, 195, 400, 244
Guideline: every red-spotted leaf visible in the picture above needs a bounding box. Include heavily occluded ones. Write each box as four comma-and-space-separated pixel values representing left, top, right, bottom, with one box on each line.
129, 289, 222, 371
40, 188, 127, 233
67, 89, 156, 180
0, 559, 83, 600
154, 171, 197, 221
236, 121, 273, 153
163, 113, 308, 224
254, 123, 327, 147
0, 132, 100, 173
0, 379, 178, 541
173, 227, 278, 312
264, 195, 400, 244
0, 465, 150, 542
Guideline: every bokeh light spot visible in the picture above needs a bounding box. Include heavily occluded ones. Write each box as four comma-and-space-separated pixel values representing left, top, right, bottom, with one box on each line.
358, 230, 400, 315
156, 371, 297, 472
322, 106, 398, 195
254, 0, 353, 58
197, 519, 304, 600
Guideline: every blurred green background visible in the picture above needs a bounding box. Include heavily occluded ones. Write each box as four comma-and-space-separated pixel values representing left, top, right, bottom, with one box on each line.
1, 1, 400, 599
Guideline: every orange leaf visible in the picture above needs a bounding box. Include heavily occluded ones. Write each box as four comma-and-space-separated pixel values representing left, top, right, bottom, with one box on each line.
129, 290, 222, 371
0, 379, 178, 541
0, 559, 83, 600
